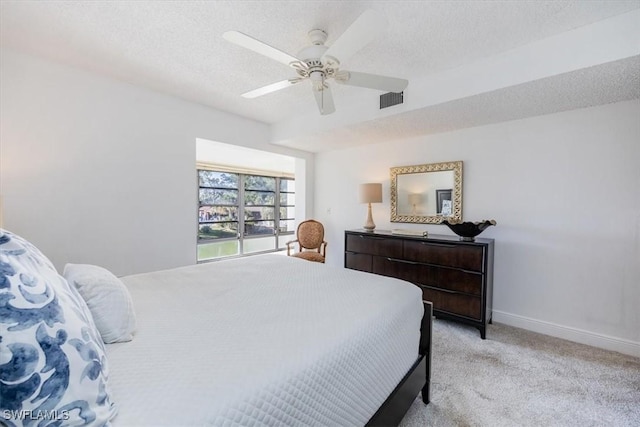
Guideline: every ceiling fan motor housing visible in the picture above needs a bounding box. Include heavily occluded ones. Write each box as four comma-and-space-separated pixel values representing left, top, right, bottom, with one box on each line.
296, 36, 340, 83
308, 29, 327, 45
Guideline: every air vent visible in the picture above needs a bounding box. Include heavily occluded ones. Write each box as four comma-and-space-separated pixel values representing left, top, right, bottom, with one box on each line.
380, 91, 404, 109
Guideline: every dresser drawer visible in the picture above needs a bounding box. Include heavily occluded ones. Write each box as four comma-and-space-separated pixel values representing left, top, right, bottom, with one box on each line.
345, 233, 403, 257
420, 286, 482, 320
391, 261, 483, 296
404, 240, 484, 272
372, 255, 404, 278
345, 252, 372, 272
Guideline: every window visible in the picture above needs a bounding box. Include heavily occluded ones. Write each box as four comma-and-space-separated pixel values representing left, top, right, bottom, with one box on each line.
197, 169, 295, 261
279, 178, 295, 249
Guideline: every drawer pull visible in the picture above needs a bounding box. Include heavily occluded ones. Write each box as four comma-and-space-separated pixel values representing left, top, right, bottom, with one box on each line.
419, 241, 457, 248
389, 258, 483, 274
358, 235, 386, 240
420, 284, 458, 294
387, 257, 418, 265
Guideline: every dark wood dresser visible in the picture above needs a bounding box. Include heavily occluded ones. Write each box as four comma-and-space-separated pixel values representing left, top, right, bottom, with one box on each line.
344, 229, 494, 339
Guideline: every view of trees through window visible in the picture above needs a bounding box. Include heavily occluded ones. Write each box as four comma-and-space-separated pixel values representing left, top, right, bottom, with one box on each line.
198, 169, 295, 261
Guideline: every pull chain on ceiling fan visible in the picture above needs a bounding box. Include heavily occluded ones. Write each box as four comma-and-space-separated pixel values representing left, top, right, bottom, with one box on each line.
223, 10, 408, 115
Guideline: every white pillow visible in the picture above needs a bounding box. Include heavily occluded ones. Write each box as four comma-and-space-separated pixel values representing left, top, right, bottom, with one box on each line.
64, 263, 136, 343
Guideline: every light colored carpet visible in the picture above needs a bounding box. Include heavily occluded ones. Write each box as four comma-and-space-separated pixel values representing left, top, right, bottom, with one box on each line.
399, 319, 640, 427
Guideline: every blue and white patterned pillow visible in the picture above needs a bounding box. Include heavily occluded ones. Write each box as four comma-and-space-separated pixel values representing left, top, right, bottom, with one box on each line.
0, 229, 117, 426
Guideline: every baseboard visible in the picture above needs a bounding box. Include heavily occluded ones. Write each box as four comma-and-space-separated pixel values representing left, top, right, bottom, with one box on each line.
492, 310, 640, 358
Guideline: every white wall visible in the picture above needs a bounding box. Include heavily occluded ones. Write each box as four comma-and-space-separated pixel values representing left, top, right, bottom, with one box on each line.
315, 100, 640, 356
0, 49, 314, 275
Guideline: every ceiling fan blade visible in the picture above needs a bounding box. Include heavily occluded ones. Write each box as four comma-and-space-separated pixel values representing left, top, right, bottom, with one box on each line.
313, 86, 335, 115
322, 10, 386, 66
336, 71, 408, 93
223, 30, 301, 67
241, 79, 303, 99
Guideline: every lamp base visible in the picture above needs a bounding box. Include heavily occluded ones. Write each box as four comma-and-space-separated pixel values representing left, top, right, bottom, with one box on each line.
363, 202, 376, 231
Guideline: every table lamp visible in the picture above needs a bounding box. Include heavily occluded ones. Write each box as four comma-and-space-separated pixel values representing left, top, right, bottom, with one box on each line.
359, 183, 382, 231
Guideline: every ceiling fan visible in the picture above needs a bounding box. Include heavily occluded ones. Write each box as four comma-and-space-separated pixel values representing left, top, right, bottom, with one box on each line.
223, 10, 408, 115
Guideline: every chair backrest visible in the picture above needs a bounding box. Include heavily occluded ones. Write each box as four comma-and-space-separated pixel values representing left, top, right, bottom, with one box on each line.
296, 220, 325, 250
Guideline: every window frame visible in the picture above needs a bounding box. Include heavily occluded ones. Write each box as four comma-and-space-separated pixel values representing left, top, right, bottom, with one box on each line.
197, 169, 295, 261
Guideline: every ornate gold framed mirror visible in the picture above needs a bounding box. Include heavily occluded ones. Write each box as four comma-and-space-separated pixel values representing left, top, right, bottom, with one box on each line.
390, 161, 463, 224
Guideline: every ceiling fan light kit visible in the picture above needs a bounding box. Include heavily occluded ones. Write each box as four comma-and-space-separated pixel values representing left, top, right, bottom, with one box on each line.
223, 9, 408, 115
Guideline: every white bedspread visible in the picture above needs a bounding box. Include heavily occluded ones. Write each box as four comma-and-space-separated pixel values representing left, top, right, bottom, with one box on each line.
105, 254, 423, 426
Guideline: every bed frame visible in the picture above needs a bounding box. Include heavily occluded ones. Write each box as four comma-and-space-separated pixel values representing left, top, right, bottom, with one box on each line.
366, 301, 433, 426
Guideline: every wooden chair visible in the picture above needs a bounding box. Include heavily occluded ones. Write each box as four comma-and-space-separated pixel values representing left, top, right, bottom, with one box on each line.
286, 219, 327, 263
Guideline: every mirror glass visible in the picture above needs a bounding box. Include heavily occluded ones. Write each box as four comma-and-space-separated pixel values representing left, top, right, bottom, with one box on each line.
390, 161, 463, 224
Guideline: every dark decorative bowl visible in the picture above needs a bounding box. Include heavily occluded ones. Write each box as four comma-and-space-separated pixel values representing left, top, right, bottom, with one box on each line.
442, 219, 496, 241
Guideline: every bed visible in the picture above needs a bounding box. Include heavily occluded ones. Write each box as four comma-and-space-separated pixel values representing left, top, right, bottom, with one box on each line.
0, 229, 431, 426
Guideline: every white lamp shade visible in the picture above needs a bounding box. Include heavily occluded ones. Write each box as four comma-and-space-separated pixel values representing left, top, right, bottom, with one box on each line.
359, 183, 383, 204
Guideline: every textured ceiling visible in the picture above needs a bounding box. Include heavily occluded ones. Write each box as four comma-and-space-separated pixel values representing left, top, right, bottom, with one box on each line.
1, 1, 639, 152
276, 56, 640, 152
